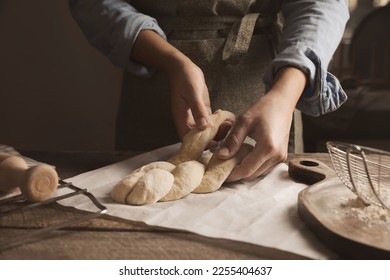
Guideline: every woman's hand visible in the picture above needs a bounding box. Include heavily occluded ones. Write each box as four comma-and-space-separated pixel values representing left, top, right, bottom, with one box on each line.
165, 56, 212, 139
218, 67, 307, 181
131, 30, 211, 139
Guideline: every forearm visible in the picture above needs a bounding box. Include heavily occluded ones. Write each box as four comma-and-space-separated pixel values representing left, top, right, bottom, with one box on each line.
267, 66, 307, 112
131, 30, 190, 78
68, 0, 166, 75
264, 0, 349, 116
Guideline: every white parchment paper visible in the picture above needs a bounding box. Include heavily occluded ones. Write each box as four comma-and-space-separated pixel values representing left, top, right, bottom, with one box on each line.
60, 143, 336, 259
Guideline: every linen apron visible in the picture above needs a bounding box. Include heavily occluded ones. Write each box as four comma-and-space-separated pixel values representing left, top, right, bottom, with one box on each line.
116, 0, 302, 152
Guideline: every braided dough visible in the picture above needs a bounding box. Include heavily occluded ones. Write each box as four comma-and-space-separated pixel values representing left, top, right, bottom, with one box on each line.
193, 143, 253, 193
111, 109, 253, 205
126, 169, 174, 205
160, 160, 205, 202
168, 110, 235, 165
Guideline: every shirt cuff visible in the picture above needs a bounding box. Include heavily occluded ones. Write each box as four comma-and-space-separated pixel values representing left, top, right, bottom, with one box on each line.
263, 44, 348, 117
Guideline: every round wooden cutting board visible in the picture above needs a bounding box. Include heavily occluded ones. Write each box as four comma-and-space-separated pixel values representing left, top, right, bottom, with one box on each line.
289, 158, 390, 259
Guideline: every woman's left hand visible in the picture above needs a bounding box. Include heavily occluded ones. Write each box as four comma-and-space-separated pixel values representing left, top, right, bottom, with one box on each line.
218, 67, 307, 181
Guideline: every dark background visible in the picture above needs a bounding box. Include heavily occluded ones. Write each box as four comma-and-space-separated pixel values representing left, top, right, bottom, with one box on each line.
0, 0, 389, 152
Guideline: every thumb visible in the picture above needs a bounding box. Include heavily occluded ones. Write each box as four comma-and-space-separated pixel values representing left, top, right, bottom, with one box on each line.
218, 122, 248, 159
189, 85, 211, 131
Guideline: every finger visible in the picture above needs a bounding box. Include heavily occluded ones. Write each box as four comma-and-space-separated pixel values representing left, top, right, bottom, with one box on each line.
218, 113, 252, 159
205, 139, 218, 150
227, 143, 287, 182
173, 108, 195, 141
225, 148, 267, 182
205, 119, 233, 150
241, 159, 278, 182
188, 84, 211, 131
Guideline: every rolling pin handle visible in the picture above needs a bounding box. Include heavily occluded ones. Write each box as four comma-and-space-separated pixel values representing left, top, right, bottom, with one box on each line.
20, 164, 59, 202
0, 154, 28, 193
0, 153, 58, 201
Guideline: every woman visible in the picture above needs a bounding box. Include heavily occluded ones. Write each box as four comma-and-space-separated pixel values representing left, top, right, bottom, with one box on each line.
68, 0, 349, 181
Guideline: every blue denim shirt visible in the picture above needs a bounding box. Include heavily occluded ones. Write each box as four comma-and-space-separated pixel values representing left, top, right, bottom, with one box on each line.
68, 0, 349, 117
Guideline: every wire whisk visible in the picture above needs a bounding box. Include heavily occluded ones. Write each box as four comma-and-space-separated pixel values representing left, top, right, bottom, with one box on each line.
327, 141, 390, 210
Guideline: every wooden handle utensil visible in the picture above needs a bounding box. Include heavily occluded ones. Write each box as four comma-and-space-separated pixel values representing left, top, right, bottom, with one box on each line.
288, 157, 337, 185
0, 153, 58, 202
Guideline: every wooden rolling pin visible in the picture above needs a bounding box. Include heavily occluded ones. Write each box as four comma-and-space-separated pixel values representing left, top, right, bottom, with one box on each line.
0, 153, 58, 202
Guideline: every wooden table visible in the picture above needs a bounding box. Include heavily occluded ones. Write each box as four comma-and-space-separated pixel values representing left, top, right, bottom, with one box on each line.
0, 152, 334, 260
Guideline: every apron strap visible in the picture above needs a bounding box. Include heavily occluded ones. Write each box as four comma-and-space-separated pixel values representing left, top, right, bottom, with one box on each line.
222, 13, 259, 65
222, 13, 276, 65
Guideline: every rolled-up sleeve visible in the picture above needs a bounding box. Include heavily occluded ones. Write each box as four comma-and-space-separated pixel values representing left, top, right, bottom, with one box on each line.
68, 0, 166, 76
263, 0, 350, 116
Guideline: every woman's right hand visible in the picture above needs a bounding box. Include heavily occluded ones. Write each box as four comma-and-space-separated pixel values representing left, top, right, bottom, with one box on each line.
131, 30, 212, 140
165, 54, 212, 139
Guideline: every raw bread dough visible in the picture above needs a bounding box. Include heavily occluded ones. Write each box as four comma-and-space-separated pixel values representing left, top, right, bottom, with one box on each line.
198, 150, 213, 166
111, 172, 144, 204
193, 143, 253, 193
160, 160, 206, 201
111, 110, 253, 205
126, 169, 174, 205
133, 161, 176, 173
168, 110, 235, 165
